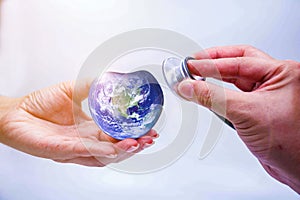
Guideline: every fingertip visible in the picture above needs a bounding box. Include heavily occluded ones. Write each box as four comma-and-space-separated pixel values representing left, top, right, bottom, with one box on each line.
143, 140, 155, 149
177, 80, 195, 100
126, 143, 140, 153
187, 60, 199, 75
137, 136, 155, 149
144, 129, 159, 138
192, 50, 211, 60
137, 136, 154, 146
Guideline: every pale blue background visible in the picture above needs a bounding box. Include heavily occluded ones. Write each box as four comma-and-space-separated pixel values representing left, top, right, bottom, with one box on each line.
0, 0, 299, 199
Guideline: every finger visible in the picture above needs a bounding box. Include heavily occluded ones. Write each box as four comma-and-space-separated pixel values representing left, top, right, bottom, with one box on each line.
143, 129, 159, 139
107, 139, 140, 164
177, 79, 251, 122
54, 157, 105, 167
113, 135, 154, 154
98, 129, 159, 144
193, 45, 273, 60
113, 136, 155, 163
101, 134, 156, 164
221, 78, 258, 92
114, 139, 140, 152
137, 136, 155, 150
114, 130, 156, 154
70, 139, 117, 158
188, 57, 276, 84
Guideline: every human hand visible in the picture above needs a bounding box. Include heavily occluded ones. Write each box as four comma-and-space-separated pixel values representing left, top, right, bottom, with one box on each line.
177, 45, 300, 193
0, 81, 157, 167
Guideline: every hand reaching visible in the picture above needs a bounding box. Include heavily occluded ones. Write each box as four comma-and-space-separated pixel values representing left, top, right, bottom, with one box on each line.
0, 81, 157, 167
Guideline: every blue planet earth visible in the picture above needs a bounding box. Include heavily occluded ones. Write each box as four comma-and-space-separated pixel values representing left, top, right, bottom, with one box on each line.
88, 70, 164, 140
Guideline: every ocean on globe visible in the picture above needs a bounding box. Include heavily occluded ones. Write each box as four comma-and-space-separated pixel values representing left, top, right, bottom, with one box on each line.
88, 70, 164, 140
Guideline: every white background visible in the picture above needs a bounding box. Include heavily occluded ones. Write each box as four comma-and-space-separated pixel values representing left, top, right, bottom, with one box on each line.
0, 0, 299, 199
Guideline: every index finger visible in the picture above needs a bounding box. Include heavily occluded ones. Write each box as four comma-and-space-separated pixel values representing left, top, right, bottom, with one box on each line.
193, 45, 273, 60
188, 57, 277, 82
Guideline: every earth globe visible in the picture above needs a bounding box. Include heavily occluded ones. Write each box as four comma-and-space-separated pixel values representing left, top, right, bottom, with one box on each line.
88, 70, 164, 140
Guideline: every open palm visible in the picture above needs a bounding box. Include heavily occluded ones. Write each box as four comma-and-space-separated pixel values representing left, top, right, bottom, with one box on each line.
0, 82, 156, 167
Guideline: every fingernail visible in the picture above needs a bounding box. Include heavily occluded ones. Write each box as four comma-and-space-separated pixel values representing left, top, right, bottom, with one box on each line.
177, 80, 194, 99
105, 154, 117, 159
188, 60, 196, 66
126, 143, 140, 153
152, 133, 159, 139
143, 141, 155, 148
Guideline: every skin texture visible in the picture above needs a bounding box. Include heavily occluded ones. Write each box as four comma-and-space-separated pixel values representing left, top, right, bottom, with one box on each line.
177, 45, 300, 193
0, 81, 157, 167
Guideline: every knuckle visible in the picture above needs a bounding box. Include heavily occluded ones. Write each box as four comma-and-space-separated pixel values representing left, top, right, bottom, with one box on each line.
287, 60, 300, 69
281, 60, 300, 79
297, 61, 300, 69
296, 62, 300, 78
245, 44, 256, 50
237, 44, 255, 52
242, 45, 264, 57
234, 56, 244, 65
243, 44, 258, 52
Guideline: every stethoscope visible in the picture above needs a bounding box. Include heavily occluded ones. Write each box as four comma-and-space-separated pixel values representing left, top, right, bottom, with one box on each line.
162, 56, 235, 130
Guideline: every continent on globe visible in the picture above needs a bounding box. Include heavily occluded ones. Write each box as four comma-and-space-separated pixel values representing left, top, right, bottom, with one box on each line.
88, 70, 164, 140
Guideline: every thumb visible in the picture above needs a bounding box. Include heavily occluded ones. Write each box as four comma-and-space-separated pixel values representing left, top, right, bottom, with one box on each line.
177, 79, 249, 123
73, 78, 93, 105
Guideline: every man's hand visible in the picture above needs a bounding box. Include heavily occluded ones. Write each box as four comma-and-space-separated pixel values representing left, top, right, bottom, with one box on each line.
177, 45, 300, 193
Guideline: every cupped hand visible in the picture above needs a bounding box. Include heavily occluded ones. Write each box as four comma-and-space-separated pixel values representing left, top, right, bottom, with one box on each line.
177, 45, 300, 193
0, 81, 157, 167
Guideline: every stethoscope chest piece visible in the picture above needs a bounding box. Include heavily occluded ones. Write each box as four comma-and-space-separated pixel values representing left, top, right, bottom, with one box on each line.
162, 56, 205, 95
